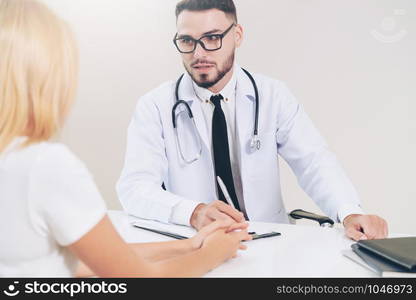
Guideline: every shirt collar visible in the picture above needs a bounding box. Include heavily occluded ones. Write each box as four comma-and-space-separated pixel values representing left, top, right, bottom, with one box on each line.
0, 136, 28, 157
192, 68, 237, 103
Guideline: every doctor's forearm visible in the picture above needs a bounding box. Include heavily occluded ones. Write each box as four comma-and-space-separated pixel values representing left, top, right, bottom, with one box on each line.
297, 160, 361, 221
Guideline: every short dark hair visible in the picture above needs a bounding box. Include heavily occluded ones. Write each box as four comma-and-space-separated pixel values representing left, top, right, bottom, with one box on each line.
175, 0, 237, 23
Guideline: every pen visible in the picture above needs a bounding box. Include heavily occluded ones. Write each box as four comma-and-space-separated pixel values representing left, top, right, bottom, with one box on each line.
251, 231, 281, 240
216, 176, 236, 210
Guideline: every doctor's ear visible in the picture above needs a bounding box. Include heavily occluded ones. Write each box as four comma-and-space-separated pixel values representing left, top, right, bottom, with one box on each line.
234, 24, 244, 48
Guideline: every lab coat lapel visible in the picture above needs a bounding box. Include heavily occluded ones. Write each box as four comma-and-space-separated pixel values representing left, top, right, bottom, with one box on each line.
177, 73, 210, 152
235, 67, 256, 155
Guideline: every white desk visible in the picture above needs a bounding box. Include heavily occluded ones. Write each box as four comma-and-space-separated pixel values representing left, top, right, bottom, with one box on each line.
108, 210, 376, 277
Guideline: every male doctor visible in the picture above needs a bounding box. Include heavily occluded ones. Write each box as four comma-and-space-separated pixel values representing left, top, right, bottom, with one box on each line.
117, 0, 388, 241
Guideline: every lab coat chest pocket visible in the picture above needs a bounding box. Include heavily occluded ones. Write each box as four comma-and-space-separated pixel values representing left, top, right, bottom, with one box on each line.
243, 131, 279, 181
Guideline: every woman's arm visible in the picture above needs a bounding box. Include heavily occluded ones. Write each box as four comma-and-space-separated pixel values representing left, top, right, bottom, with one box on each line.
130, 240, 193, 262
75, 238, 194, 277
70, 214, 250, 277
128, 220, 248, 262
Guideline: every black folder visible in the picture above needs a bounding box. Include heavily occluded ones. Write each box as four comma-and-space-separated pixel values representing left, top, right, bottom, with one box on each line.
351, 244, 413, 276
355, 237, 416, 272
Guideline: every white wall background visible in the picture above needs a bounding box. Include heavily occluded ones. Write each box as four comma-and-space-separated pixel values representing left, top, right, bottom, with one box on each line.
43, 0, 415, 235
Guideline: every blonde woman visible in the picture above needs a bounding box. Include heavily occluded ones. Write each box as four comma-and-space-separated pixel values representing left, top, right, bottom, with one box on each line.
0, 0, 251, 277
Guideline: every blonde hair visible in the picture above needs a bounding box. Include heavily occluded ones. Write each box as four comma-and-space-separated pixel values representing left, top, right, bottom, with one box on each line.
0, 0, 78, 152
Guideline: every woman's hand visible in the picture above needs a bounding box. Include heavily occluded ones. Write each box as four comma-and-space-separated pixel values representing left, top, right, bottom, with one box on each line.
201, 227, 252, 264
189, 220, 251, 250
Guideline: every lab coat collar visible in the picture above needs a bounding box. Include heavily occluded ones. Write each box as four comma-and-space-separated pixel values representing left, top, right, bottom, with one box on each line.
178, 72, 194, 103
235, 65, 255, 100
192, 69, 237, 103
235, 65, 257, 156
177, 72, 210, 152
178, 64, 255, 103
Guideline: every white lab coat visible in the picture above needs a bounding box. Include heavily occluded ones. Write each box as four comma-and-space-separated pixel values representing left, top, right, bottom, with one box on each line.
117, 66, 363, 225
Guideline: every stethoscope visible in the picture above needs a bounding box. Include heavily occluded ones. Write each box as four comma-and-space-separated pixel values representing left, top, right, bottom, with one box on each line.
172, 68, 260, 164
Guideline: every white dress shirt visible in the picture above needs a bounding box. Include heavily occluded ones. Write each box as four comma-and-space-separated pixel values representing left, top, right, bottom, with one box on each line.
192, 71, 248, 217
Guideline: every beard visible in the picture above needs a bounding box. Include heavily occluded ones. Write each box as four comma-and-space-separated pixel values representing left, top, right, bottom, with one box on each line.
184, 51, 235, 89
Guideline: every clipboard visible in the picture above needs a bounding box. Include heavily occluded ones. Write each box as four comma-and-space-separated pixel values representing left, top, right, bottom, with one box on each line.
133, 225, 189, 240
133, 224, 281, 241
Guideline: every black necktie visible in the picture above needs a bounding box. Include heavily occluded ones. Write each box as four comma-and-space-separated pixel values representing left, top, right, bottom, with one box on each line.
210, 94, 240, 211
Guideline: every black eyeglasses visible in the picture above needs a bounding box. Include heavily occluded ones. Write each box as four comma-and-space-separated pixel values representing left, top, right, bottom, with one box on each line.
173, 23, 236, 54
